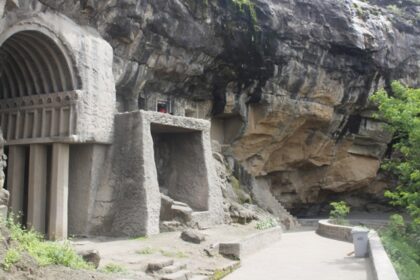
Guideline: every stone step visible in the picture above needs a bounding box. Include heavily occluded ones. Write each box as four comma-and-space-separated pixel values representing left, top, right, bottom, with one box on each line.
147, 259, 174, 272
276, 202, 300, 227
160, 270, 191, 280
219, 226, 282, 259
161, 263, 187, 274
190, 275, 209, 280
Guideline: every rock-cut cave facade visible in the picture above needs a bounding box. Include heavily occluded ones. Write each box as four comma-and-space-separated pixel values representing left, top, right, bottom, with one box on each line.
0, 11, 223, 239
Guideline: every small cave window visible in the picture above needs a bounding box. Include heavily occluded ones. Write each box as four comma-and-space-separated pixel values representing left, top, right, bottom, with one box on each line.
157, 100, 171, 114
138, 97, 146, 110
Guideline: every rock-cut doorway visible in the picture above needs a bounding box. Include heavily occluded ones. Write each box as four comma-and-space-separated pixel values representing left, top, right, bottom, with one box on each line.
151, 123, 209, 226
0, 29, 80, 240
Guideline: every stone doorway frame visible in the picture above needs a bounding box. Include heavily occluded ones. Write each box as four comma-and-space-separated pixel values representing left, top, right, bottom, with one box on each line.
110, 111, 224, 236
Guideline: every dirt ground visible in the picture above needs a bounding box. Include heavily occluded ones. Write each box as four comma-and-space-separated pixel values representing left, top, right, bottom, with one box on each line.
71, 222, 267, 279
0, 222, 276, 279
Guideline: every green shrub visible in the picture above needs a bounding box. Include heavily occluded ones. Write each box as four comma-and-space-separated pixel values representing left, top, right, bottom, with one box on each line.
3, 248, 21, 271
388, 214, 406, 236
5, 216, 92, 269
231, 0, 257, 23
102, 263, 126, 273
387, 5, 403, 16
136, 247, 154, 255
380, 215, 420, 280
329, 201, 350, 225
255, 217, 278, 230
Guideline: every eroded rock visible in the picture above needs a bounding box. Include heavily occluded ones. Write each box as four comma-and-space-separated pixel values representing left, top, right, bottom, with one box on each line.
78, 249, 101, 269
180, 230, 206, 244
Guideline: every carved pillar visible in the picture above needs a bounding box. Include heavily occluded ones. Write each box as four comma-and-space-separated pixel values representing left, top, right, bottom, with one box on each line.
48, 143, 69, 240
7, 146, 25, 220
0, 129, 8, 219
27, 144, 47, 233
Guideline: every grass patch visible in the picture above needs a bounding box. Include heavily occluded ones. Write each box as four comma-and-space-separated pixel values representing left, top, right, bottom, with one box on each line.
255, 217, 278, 230
2, 248, 21, 271
102, 263, 126, 273
133, 236, 148, 241
136, 247, 155, 255
5, 216, 92, 269
160, 249, 188, 258
213, 268, 231, 280
212, 263, 240, 280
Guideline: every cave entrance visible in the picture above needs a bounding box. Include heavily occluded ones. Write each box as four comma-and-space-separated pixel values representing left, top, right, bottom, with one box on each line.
0, 29, 80, 240
151, 123, 209, 222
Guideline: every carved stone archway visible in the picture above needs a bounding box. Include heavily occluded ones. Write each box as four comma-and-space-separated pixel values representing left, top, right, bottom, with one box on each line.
0, 12, 115, 239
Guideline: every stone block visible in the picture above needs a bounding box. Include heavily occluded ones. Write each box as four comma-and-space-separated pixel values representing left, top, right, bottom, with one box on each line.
147, 259, 174, 272
219, 226, 282, 259
160, 270, 191, 280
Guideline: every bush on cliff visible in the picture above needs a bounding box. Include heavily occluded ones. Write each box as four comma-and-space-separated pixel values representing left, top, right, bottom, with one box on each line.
372, 82, 420, 280
371, 81, 420, 227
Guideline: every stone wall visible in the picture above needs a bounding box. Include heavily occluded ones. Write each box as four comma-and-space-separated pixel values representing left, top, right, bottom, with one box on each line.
368, 231, 399, 280
316, 219, 353, 242
68, 144, 110, 235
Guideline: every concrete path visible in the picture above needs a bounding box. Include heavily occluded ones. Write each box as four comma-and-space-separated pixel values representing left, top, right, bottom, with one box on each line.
225, 230, 374, 280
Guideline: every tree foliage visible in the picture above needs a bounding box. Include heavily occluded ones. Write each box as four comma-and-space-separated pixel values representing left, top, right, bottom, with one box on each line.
371, 81, 420, 226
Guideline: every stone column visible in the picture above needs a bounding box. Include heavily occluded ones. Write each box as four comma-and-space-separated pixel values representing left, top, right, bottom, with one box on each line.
27, 144, 47, 233
48, 143, 69, 240
7, 146, 26, 221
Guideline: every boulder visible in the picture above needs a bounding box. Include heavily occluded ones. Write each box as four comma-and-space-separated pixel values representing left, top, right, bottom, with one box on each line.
0, 188, 9, 206
78, 249, 100, 268
180, 230, 205, 244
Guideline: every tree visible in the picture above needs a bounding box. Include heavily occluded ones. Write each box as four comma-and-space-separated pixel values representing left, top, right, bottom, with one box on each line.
371, 81, 420, 226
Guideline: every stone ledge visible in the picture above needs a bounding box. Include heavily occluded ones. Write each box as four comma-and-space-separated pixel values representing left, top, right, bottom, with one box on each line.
301, 218, 389, 229
219, 226, 282, 259
368, 231, 399, 280
316, 219, 353, 242
317, 220, 400, 280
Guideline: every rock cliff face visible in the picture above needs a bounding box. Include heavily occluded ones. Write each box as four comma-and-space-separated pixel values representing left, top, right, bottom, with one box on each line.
3, 0, 419, 215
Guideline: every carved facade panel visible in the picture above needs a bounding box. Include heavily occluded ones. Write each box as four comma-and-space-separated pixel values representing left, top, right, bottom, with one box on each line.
0, 91, 78, 144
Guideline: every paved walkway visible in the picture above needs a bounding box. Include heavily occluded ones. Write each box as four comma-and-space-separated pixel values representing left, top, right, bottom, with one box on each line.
225, 230, 374, 280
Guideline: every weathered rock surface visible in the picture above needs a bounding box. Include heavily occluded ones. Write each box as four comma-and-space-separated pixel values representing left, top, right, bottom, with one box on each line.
4, 0, 419, 213
147, 259, 175, 273
180, 229, 206, 244
78, 249, 101, 269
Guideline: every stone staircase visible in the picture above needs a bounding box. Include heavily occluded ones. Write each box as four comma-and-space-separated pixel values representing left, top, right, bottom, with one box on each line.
250, 177, 300, 230
147, 259, 209, 280
276, 201, 300, 229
